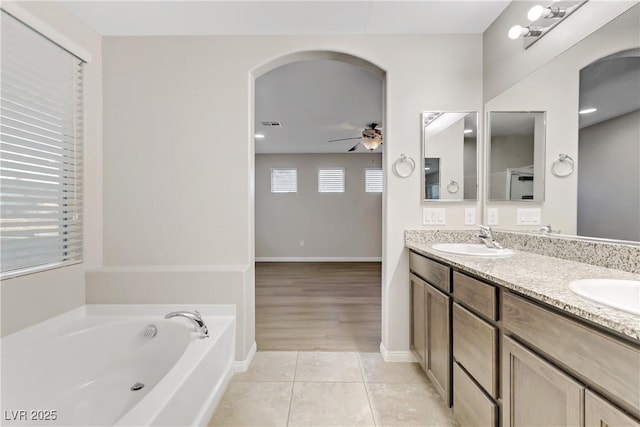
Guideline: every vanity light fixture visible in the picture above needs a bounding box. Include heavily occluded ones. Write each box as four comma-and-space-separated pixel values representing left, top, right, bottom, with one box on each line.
508, 25, 543, 40
507, 0, 587, 48
254, 133, 265, 139
528, 5, 566, 21
579, 107, 597, 114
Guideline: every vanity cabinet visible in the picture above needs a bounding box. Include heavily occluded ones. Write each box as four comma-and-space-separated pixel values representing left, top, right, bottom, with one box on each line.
585, 390, 640, 427
502, 336, 584, 427
408, 249, 640, 427
452, 271, 499, 427
409, 252, 452, 406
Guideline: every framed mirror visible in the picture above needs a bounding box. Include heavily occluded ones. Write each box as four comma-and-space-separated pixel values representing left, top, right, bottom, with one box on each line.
487, 111, 546, 202
422, 111, 478, 201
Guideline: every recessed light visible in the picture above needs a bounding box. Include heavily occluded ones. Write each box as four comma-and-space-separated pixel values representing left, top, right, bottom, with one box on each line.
579, 108, 597, 114
464, 129, 472, 134
254, 133, 265, 139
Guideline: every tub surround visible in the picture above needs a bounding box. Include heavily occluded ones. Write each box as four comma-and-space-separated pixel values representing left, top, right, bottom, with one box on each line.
406, 230, 640, 341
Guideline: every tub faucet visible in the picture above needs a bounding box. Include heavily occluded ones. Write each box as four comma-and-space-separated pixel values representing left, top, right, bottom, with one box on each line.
478, 225, 503, 249
165, 310, 209, 339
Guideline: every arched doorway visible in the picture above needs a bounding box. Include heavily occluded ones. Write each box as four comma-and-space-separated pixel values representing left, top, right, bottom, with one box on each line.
251, 51, 387, 352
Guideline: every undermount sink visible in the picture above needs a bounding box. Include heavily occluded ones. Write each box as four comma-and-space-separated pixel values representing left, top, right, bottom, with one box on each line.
569, 279, 640, 315
431, 243, 513, 257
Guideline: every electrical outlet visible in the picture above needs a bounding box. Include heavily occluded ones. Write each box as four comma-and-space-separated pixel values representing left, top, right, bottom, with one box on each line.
517, 208, 541, 225
464, 208, 476, 225
423, 208, 446, 225
487, 208, 499, 225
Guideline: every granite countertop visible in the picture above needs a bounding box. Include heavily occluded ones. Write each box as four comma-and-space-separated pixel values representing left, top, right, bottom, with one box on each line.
406, 240, 640, 342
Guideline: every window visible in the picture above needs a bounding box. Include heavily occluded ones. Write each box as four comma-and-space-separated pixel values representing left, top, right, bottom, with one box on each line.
271, 168, 297, 193
318, 168, 345, 193
0, 11, 84, 278
365, 168, 383, 193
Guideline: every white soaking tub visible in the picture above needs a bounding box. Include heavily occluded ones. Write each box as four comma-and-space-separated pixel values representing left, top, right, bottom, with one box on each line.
0, 304, 235, 427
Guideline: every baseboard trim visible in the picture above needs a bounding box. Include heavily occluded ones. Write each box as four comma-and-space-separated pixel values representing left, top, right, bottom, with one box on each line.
380, 342, 418, 363
255, 257, 382, 262
233, 341, 257, 372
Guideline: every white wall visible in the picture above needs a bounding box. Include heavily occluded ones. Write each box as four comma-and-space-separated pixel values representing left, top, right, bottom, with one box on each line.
0, 1, 103, 337
94, 34, 483, 359
255, 153, 382, 260
484, 4, 640, 234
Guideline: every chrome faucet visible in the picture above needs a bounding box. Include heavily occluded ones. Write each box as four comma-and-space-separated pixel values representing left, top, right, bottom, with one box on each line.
165, 310, 209, 339
539, 224, 559, 235
478, 225, 503, 249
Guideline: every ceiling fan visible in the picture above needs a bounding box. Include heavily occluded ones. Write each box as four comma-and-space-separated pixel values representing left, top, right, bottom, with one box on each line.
328, 123, 383, 152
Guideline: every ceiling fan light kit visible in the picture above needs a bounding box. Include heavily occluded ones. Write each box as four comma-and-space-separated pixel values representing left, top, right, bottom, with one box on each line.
328, 122, 383, 152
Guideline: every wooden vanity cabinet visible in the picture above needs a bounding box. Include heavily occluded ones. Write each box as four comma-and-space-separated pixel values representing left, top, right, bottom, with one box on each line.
409, 252, 452, 406
452, 272, 499, 426
585, 391, 640, 427
502, 336, 584, 427
408, 249, 640, 427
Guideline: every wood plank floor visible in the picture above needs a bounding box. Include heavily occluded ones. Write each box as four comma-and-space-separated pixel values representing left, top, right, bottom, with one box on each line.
255, 262, 382, 352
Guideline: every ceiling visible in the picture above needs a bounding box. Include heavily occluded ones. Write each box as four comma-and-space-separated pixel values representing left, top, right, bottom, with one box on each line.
255, 59, 383, 153
58, 1, 512, 155
59, 1, 510, 36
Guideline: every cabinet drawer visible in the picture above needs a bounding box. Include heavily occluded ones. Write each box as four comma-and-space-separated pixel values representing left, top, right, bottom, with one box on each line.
503, 292, 640, 414
453, 362, 496, 427
409, 252, 450, 292
453, 303, 498, 397
585, 390, 640, 427
453, 271, 497, 320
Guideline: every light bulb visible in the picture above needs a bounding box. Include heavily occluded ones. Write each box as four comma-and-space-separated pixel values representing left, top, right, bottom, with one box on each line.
528, 5, 546, 21
508, 25, 525, 40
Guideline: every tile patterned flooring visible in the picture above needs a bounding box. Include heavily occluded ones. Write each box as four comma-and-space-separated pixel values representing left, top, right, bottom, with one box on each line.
209, 351, 459, 427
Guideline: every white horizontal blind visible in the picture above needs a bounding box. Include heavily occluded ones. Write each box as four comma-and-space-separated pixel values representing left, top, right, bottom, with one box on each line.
1, 11, 84, 277
365, 168, 383, 193
271, 168, 297, 193
318, 168, 345, 193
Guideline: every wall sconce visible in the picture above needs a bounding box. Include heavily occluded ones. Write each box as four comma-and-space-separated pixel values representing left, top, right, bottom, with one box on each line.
507, 0, 588, 48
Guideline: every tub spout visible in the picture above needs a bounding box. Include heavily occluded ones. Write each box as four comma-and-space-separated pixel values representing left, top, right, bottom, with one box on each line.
165, 311, 209, 339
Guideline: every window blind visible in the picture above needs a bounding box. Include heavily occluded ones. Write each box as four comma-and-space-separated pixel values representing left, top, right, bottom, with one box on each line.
365, 168, 383, 193
318, 168, 345, 193
271, 168, 297, 193
1, 11, 84, 277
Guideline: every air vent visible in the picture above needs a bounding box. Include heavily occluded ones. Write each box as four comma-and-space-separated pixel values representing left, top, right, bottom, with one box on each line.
261, 121, 282, 127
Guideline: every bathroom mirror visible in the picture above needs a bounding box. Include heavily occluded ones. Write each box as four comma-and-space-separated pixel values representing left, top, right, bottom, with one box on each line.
577, 48, 640, 241
487, 111, 545, 202
422, 111, 478, 201
484, 4, 639, 244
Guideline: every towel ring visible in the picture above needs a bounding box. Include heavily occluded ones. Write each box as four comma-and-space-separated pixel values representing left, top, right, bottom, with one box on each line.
393, 154, 416, 178
551, 153, 575, 178
446, 180, 459, 194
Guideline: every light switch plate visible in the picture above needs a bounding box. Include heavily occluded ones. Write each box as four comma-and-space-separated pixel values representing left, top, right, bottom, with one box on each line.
423, 208, 446, 225
517, 208, 541, 225
464, 208, 476, 225
487, 208, 499, 225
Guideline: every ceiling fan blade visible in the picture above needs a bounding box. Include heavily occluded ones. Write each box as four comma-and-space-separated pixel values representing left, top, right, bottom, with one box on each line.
329, 137, 361, 143
348, 144, 359, 152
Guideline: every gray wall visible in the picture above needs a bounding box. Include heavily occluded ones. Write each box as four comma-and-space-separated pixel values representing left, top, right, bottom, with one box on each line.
578, 110, 640, 241
256, 153, 382, 259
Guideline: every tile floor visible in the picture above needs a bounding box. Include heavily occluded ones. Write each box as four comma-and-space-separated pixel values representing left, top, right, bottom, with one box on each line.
208, 351, 459, 427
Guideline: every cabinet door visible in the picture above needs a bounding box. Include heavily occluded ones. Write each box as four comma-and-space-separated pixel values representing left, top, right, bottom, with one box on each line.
585, 390, 640, 427
411, 274, 426, 368
503, 336, 584, 427
425, 282, 451, 406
